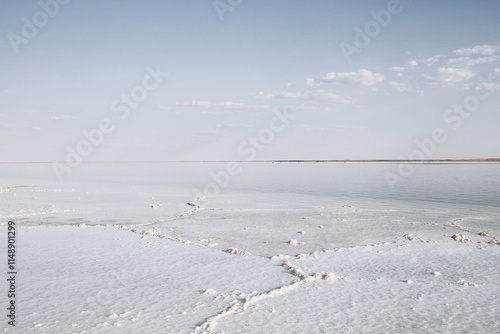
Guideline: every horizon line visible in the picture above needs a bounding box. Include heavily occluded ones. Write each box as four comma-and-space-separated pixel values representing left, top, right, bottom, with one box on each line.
1, 158, 500, 165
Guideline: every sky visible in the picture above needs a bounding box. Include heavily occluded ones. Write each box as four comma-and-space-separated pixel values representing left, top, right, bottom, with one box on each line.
1, 0, 500, 162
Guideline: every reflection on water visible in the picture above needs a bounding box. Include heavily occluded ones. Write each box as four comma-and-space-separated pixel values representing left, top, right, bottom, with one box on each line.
1, 163, 500, 207
217, 163, 500, 208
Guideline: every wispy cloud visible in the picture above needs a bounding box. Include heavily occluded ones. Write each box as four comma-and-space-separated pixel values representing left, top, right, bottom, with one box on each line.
461, 69, 500, 92
254, 89, 352, 105
421, 55, 443, 66
217, 101, 272, 111
389, 81, 413, 93
452, 44, 500, 56
391, 46, 499, 73
423, 67, 475, 87
201, 110, 221, 115
254, 91, 307, 100
390, 56, 440, 74
447, 56, 500, 67
173, 100, 273, 113
254, 91, 275, 100
461, 82, 500, 92
175, 100, 210, 106
407, 59, 418, 67
307, 69, 385, 86
308, 91, 353, 104
278, 91, 305, 98
389, 66, 408, 77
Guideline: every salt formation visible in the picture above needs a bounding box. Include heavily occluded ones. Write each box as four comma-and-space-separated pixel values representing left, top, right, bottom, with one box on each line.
224, 248, 252, 256
197, 259, 343, 332
452, 234, 473, 243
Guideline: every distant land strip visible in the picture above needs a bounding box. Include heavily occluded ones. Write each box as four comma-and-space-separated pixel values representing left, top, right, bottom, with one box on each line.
1, 159, 500, 164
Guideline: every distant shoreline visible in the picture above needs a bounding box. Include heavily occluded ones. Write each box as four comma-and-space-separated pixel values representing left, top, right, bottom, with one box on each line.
1, 159, 500, 164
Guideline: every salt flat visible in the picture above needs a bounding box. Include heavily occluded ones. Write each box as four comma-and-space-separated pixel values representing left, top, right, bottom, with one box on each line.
1, 179, 499, 333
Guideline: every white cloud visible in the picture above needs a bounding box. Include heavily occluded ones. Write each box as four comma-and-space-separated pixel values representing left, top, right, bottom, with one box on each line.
389, 81, 412, 93
192, 101, 210, 106
175, 100, 275, 113
176, 100, 210, 106
218, 101, 246, 109
448, 56, 500, 67
391, 55, 441, 74
452, 44, 500, 56
253, 89, 350, 104
461, 81, 500, 92
421, 55, 443, 66
308, 91, 353, 104
424, 67, 475, 87
254, 91, 274, 100
390, 55, 441, 76
480, 82, 500, 91
278, 91, 305, 98
391, 46, 497, 75
390, 66, 407, 72
254, 90, 305, 100
390, 66, 408, 77
286, 82, 293, 88
407, 59, 418, 67
217, 101, 273, 112
308, 69, 385, 86
158, 105, 171, 111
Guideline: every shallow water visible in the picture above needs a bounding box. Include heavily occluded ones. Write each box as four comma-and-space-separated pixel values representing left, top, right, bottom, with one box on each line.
2, 162, 499, 236
2, 162, 499, 207
210, 162, 500, 207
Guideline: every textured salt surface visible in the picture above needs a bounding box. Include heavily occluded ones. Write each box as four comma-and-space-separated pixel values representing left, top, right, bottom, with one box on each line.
1, 182, 499, 333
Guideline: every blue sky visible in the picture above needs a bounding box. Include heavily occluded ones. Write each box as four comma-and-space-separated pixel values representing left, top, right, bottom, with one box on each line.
1, 0, 500, 162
